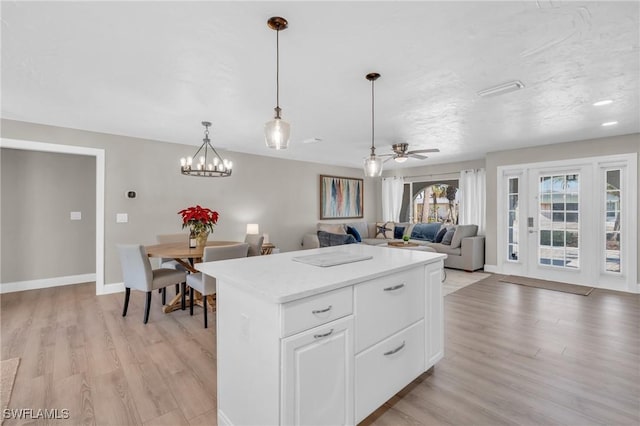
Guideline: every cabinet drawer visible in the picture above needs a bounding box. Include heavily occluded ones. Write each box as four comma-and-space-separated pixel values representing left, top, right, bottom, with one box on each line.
354, 267, 424, 352
355, 320, 425, 424
281, 286, 353, 337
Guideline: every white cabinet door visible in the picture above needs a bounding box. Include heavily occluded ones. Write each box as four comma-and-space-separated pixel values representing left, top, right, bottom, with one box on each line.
282, 316, 354, 426
425, 261, 444, 367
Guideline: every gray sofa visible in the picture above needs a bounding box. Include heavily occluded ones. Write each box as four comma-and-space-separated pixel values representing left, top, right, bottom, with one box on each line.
302, 221, 485, 272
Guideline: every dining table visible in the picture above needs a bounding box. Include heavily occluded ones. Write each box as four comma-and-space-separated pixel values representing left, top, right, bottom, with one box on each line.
145, 240, 242, 313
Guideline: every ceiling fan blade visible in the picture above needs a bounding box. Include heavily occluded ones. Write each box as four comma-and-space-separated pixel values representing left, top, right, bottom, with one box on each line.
383, 157, 395, 163
410, 154, 428, 160
407, 148, 440, 154
378, 153, 394, 157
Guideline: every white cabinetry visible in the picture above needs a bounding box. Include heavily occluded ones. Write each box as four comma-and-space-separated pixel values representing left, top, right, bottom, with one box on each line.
282, 316, 354, 426
198, 245, 446, 426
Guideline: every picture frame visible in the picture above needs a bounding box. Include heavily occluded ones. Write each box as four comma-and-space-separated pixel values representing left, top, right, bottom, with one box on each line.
320, 175, 364, 219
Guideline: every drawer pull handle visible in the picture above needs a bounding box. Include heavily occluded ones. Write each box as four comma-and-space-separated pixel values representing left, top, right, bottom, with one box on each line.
383, 341, 406, 356
312, 305, 332, 314
314, 329, 334, 339
383, 283, 405, 292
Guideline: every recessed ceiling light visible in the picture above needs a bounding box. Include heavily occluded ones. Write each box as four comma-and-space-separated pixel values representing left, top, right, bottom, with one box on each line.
601, 121, 618, 127
477, 80, 525, 98
593, 100, 613, 106
302, 137, 322, 144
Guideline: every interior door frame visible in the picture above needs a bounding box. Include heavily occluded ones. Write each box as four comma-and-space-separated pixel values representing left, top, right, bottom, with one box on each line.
497, 153, 637, 293
0, 138, 107, 295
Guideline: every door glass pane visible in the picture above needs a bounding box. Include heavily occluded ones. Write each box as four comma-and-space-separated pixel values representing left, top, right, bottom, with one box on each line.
507, 177, 519, 261
605, 169, 621, 273
538, 174, 579, 269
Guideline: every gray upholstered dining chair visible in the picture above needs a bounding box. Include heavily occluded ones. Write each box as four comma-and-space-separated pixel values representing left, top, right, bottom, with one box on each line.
117, 244, 187, 324
156, 233, 190, 303
244, 234, 264, 257
187, 243, 249, 328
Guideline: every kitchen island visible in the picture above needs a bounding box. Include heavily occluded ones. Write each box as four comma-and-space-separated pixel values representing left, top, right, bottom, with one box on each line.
196, 244, 446, 426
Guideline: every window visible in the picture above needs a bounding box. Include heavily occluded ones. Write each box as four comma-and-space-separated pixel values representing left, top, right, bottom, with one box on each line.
411, 183, 459, 224
507, 177, 519, 261
604, 169, 621, 273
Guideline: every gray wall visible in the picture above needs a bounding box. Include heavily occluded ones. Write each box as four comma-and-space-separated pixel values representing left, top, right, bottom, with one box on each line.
1, 148, 96, 282
485, 133, 640, 268
382, 159, 486, 179
1, 119, 377, 285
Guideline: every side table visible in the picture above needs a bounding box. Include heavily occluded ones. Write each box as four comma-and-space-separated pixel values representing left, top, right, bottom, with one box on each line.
261, 242, 276, 255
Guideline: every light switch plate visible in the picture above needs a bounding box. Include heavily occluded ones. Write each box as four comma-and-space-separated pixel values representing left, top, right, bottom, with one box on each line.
70, 211, 82, 220
116, 213, 128, 223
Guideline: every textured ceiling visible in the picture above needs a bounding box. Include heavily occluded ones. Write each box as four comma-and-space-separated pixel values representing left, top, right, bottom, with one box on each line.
2, 1, 639, 170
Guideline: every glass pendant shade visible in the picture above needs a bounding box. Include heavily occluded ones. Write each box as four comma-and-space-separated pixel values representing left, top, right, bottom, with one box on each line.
364, 155, 383, 177
264, 117, 290, 150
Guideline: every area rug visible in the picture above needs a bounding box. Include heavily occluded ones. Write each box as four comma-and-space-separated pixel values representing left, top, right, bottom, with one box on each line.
444, 269, 491, 296
499, 275, 593, 296
1, 358, 20, 417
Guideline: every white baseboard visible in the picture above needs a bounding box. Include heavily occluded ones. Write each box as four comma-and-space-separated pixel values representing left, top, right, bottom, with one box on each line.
0, 273, 96, 294
483, 264, 499, 274
98, 282, 125, 295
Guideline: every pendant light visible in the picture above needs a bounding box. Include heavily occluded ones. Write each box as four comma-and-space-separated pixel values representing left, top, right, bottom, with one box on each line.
264, 16, 290, 150
364, 72, 383, 177
180, 121, 233, 177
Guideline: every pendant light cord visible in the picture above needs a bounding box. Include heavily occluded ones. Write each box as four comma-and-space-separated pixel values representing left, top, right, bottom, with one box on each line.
276, 28, 280, 111
371, 79, 375, 152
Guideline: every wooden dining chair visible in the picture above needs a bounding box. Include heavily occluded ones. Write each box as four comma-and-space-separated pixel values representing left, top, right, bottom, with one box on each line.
187, 243, 249, 328
117, 244, 187, 324
244, 234, 264, 257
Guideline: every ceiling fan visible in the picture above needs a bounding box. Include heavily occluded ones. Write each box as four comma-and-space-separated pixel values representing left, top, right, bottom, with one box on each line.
380, 143, 440, 163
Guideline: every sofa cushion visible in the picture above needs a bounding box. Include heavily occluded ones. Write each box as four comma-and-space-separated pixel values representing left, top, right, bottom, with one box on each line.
345, 222, 369, 239
410, 223, 442, 241
317, 231, 357, 247
434, 227, 448, 243
441, 228, 456, 245
375, 222, 395, 239
394, 226, 405, 239
317, 223, 346, 235
428, 243, 462, 256
346, 226, 362, 243
451, 224, 478, 249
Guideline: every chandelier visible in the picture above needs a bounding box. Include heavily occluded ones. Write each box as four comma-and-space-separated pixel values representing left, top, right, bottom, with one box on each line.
364, 72, 383, 177
180, 121, 233, 177
264, 16, 291, 150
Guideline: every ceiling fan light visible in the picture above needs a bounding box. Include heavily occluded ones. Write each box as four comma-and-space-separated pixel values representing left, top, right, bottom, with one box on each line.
394, 156, 408, 163
265, 117, 290, 149
364, 155, 383, 177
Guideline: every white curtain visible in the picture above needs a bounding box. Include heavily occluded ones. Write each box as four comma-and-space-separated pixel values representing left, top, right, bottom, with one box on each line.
459, 169, 486, 235
382, 176, 405, 222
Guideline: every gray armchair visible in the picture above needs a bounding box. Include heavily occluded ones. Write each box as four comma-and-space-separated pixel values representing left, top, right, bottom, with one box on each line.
187, 243, 249, 328
117, 244, 187, 324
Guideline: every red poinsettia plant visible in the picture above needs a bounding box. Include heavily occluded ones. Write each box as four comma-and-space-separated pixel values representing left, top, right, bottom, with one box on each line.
178, 205, 219, 234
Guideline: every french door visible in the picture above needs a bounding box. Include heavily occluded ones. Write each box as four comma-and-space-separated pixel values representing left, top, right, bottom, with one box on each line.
498, 154, 637, 293
526, 166, 592, 285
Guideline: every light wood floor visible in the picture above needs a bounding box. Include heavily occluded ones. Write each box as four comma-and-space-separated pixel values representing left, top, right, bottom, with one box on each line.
1, 274, 638, 425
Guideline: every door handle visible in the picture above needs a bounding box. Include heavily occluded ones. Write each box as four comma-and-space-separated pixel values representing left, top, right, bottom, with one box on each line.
528, 229, 538, 234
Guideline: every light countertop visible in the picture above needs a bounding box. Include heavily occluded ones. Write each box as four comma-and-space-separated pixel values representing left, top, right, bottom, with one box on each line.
195, 244, 446, 303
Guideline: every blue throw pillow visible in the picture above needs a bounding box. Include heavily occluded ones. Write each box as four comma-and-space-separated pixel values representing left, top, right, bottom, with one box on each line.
410, 223, 442, 242
318, 231, 357, 248
434, 227, 448, 243
441, 228, 456, 245
346, 226, 362, 243
394, 226, 405, 239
